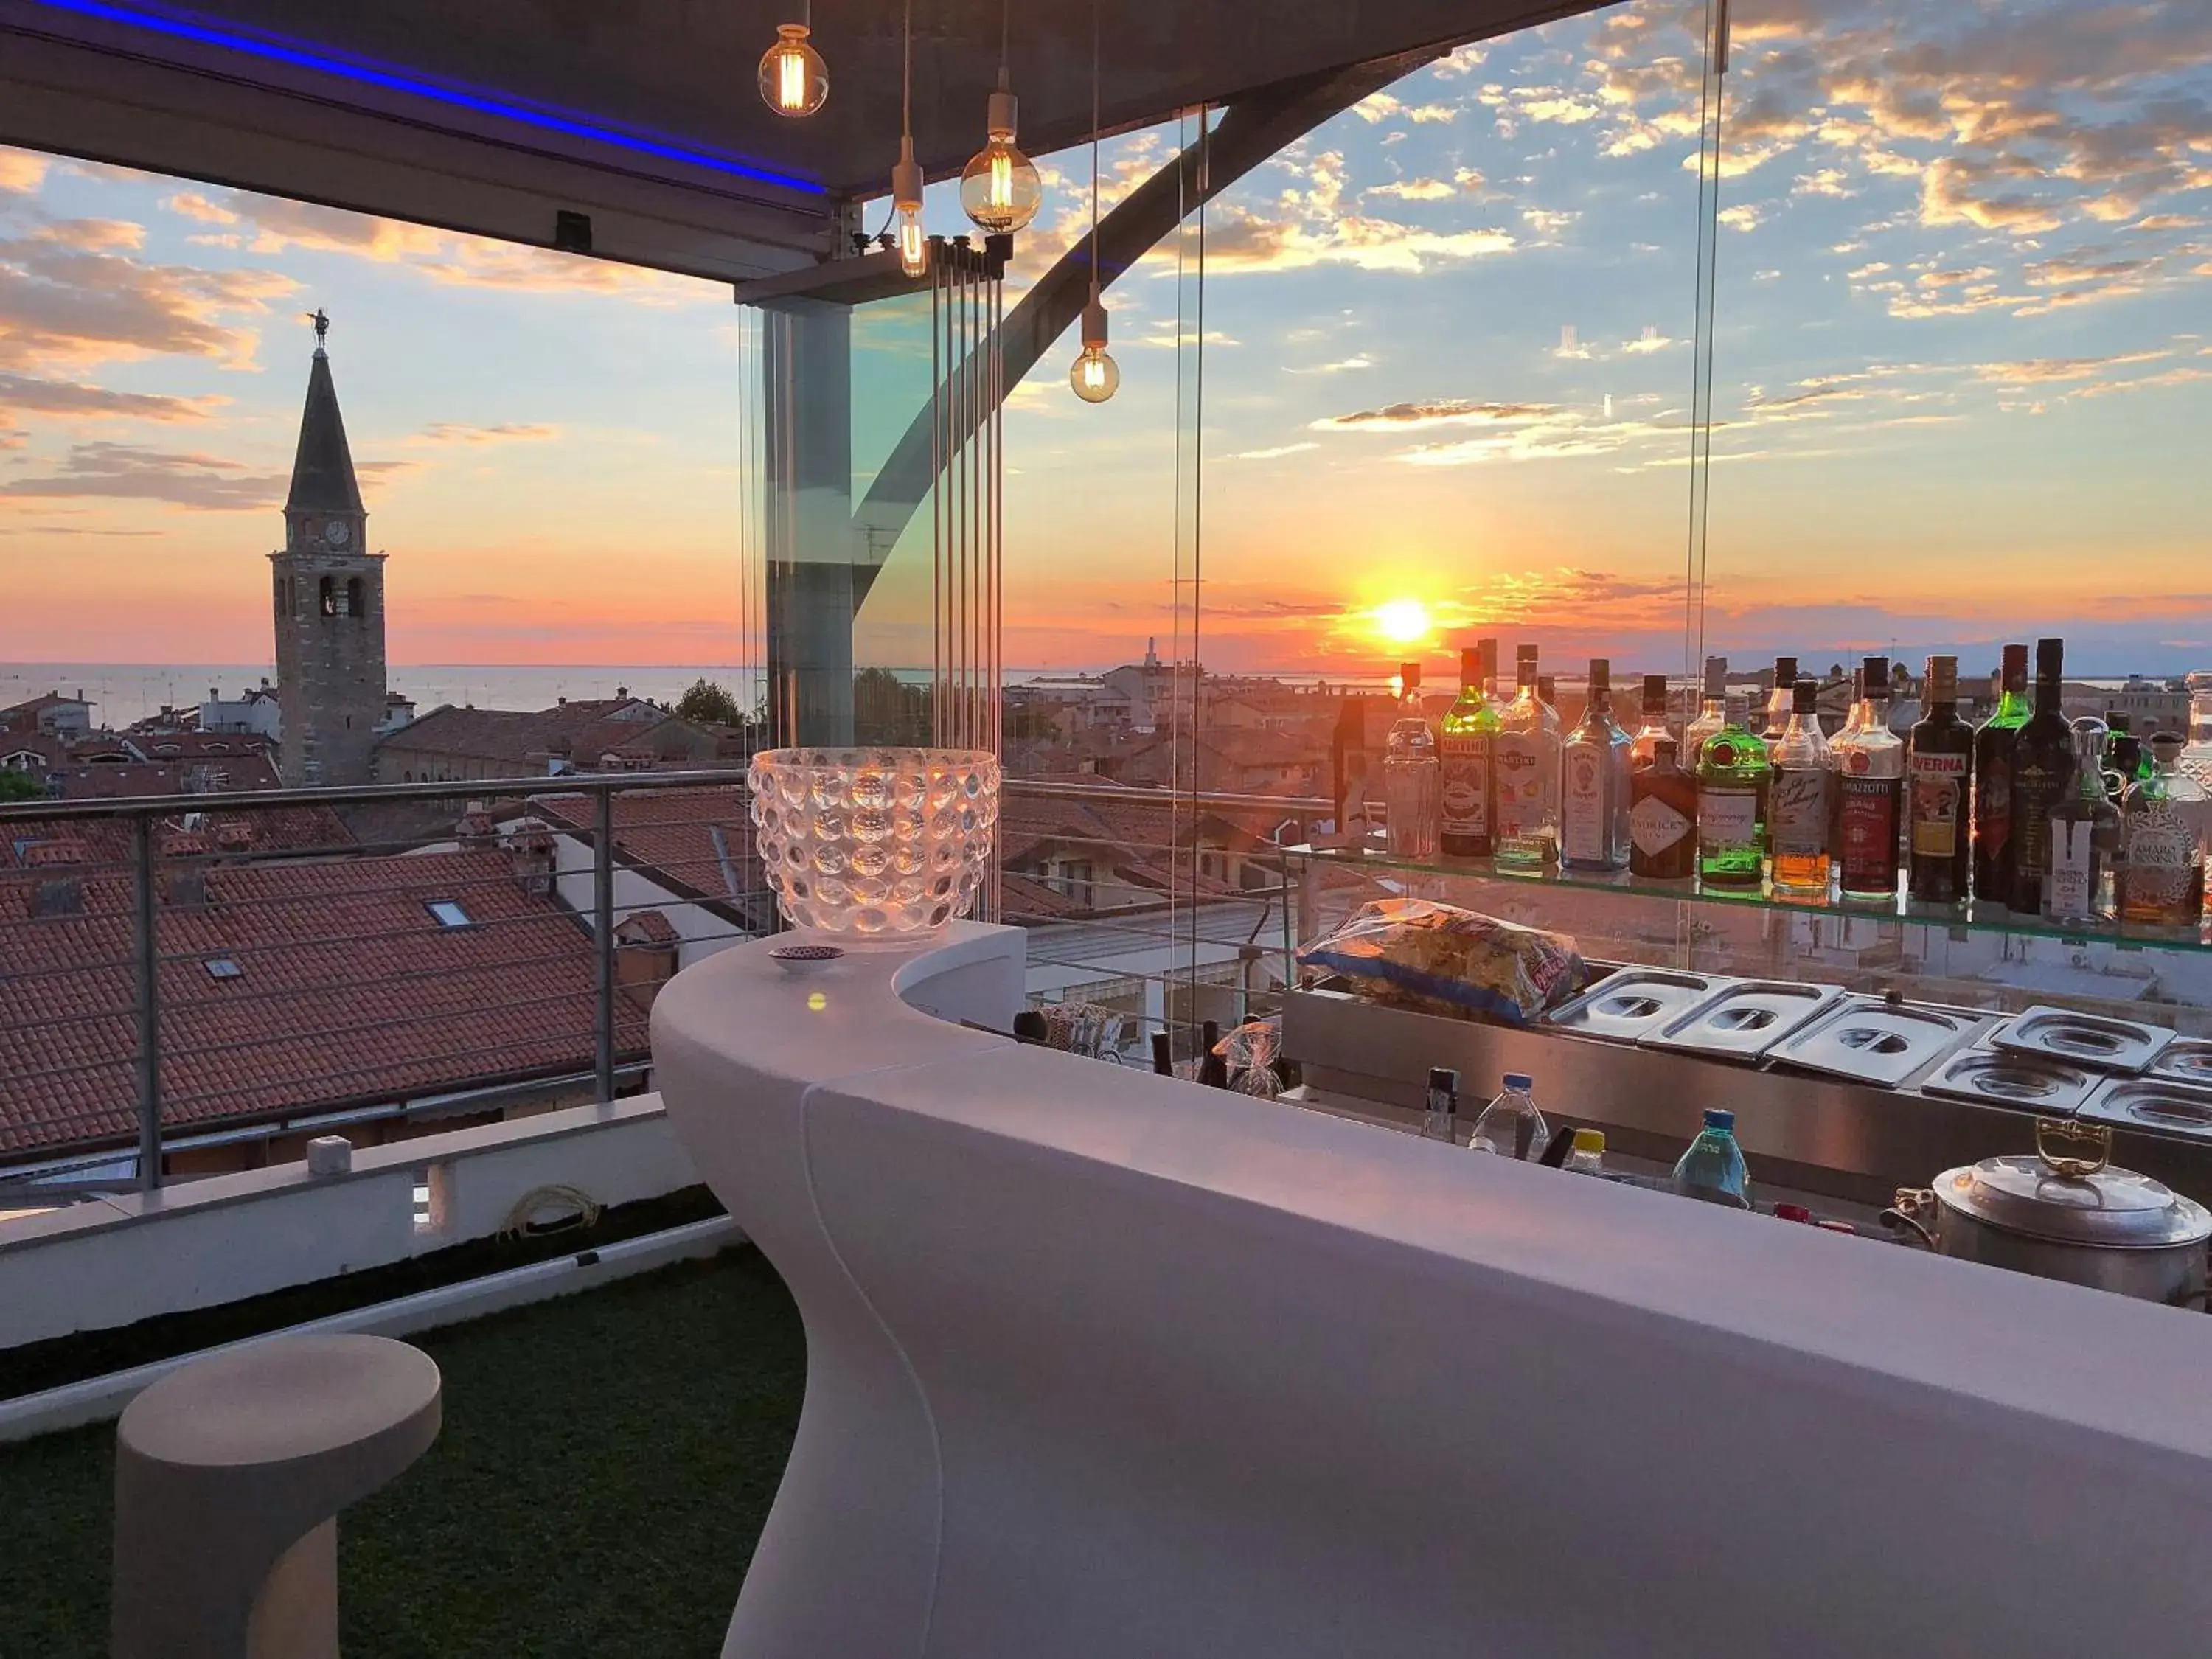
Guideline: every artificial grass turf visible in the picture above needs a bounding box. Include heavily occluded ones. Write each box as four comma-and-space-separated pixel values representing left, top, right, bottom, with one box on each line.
0, 1246, 806, 1659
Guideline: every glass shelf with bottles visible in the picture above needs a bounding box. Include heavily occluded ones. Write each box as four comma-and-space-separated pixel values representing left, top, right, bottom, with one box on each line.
1332, 639, 2212, 956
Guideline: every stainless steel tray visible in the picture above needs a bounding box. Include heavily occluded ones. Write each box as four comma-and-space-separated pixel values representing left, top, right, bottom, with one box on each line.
1768, 996, 1994, 1090
1548, 969, 1739, 1045
2149, 1039, 2212, 1092
2079, 1075, 2212, 1141
1638, 979, 1841, 1064
1986, 1005, 2176, 1074
1919, 1048, 2098, 1114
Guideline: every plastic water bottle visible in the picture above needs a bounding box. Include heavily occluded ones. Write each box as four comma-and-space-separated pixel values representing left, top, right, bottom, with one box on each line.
1471, 1072, 1547, 1159
1562, 1128, 1606, 1175
1420, 1067, 1460, 1143
1673, 1108, 1750, 1204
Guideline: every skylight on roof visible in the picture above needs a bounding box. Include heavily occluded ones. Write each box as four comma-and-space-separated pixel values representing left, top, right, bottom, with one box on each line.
205, 958, 242, 980
426, 899, 473, 928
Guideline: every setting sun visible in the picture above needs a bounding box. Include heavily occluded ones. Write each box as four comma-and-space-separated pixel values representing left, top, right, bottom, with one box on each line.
1371, 597, 1434, 647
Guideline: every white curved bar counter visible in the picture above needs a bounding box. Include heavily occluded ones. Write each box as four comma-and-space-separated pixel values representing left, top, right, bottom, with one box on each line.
653, 924, 2212, 1659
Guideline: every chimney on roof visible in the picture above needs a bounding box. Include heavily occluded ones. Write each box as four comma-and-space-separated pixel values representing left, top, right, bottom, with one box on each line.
613, 912, 679, 1012
504, 818, 555, 894
160, 833, 210, 907
456, 801, 496, 844
25, 840, 87, 918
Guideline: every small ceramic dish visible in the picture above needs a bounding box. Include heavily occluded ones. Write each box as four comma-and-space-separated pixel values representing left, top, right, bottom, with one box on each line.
768, 942, 845, 976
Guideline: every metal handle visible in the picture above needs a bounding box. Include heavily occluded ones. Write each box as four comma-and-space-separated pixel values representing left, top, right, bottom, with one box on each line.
2034, 1116, 2112, 1180
1881, 1189, 1938, 1250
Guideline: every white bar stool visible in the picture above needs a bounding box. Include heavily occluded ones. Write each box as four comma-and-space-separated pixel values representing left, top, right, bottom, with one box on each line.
111, 1333, 442, 1659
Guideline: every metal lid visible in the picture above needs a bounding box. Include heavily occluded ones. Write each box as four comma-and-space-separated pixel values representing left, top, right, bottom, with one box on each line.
1935, 1122, 2212, 1248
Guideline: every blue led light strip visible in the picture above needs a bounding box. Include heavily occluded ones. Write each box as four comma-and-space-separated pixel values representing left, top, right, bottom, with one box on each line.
29, 0, 827, 195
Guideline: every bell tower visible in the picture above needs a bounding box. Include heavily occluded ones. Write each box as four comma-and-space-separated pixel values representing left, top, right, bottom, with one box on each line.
271, 309, 386, 785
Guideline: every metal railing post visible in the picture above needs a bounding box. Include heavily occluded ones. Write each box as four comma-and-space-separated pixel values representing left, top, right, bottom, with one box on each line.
594, 784, 617, 1103
132, 816, 163, 1191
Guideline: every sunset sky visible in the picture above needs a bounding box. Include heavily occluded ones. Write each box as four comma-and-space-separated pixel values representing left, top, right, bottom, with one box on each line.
1, 0, 2208, 684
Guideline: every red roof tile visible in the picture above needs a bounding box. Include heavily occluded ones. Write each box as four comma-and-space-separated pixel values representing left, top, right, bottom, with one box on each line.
0, 847, 641, 1161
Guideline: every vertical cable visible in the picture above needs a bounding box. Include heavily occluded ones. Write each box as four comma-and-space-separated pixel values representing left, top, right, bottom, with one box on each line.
931, 258, 944, 748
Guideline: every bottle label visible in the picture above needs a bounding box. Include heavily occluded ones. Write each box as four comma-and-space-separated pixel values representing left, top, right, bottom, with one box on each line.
1769, 767, 1829, 856
2047, 819, 2093, 918
1630, 793, 1691, 858
1440, 735, 1490, 837
1697, 785, 1757, 849
1910, 751, 1968, 857
1561, 745, 1607, 860
2014, 761, 2067, 881
1838, 774, 1900, 888
1978, 751, 2011, 866
1494, 735, 1543, 835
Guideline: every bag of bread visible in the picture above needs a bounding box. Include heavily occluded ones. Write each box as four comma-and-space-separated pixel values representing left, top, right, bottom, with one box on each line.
1297, 897, 1582, 1026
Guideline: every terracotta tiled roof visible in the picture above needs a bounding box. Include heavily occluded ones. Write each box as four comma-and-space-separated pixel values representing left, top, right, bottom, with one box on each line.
376, 701, 710, 772
533, 787, 766, 918
0, 847, 642, 1160
615, 908, 681, 947
131, 731, 275, 762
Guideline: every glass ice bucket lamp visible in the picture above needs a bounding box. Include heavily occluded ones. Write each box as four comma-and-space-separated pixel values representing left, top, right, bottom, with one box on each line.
748, 748, 1000, 943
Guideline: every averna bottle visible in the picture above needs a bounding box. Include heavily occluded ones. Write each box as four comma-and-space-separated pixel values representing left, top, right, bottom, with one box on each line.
1972, 643, 2030, 906
2120, 734, 2207, 928
1470, 1072, 1548, 1159
2045, 721, 2117, 926
1672, 1108, 1750, 1205
1834, 655, 1904, 902
1696, 692, 1770, 890
2008, 637, 2075, 914
1767, 678, 1832, 899
1439, 642, 1498, 858
1907, 654, 1973, 907
1383, 660, 1439, 861
1559, 658, 1632, 872
1494, 650, 1558, 869
1630, 737, 1698, 880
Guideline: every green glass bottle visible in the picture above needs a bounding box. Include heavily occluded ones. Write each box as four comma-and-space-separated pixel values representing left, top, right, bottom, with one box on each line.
1696, 692, 1772, 889
1972, 643, 2030, 906
1439, 641, 1500, 858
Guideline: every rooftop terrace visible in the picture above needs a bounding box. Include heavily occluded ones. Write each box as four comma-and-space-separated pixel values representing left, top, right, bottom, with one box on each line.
0, 1246, 804, 1658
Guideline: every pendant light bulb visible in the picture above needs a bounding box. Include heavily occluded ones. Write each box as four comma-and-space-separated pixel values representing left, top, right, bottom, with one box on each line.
758, 22, 827, 117
894, 136, 930, 279
960, 69, 1043, 234
1068, 292, 1118, 403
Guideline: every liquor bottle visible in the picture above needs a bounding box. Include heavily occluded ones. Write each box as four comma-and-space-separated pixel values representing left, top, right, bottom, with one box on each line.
1907, 655, 1974, 906
1562, 1129, 1607, 1176
1763, 655, 1799, 745
2182, 688, 2212, 792
2008, 638, 2074, 914
1536, 673, 1564, 827
1628, 673, 1673, 771
1494, 649, 1557, 869
2120, 735, 2207, 928
1630, 737, 1698, 880
1767, 678, 1832, 898
1685, 655, 1728, 758
1672, 1108, 1750, 1205
1972, 643, 2030, 907
1151, 1030, 1175, 1076
1560, 658, 1632, 872
1696, 692, 1770, 890
2046, 723, 2117, 926
1382, 660, 1439, 860
1420, 1065, 1460, 1143
2101, 713, 2151, 797
1439, 643, 1498, 858
1197, 1020, 1230, 1088
1470, 1071, 1547, 1159
1834, 655, 1904, 901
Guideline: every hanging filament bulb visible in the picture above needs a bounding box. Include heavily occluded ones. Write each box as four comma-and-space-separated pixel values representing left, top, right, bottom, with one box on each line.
893, 137, 930, 278
960, 69, 1043, 234
1068, 293, 1118, 403
758, 22, 827, 117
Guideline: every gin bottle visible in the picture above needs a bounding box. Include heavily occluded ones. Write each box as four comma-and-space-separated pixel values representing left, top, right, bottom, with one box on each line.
1494, 649, 1557, 869
2045, 723, 2116, 926
1763, 655, 1799, 746
1439, 643, 1498, 858
1767, 678, 1832, 898
1383, 660, 1439, 861
1696, 692, 1770, 890
1630, 738, 1697, 880
1685, 655, 1728, 759
1559, 658, 1631, 872
1628, 673, 1674, 771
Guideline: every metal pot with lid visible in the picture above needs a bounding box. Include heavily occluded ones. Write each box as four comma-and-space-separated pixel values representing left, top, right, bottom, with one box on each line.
1883, 1119, 2211, 1309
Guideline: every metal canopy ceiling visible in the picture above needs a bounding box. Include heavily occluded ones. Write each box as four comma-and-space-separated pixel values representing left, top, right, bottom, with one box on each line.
0, 0, 1608, 279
